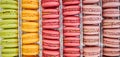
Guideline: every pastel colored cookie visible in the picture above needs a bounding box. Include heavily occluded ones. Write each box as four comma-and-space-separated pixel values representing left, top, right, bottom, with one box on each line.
83, 47, 100, 57
63, 27, 80, 36
0, 0, 17, 4
42, 9, 59, 19
103, 2, 120, 8
64, 37, 80, 47
43, 50, 60, 57
22, 33, 39, 44
103, 29, 120, 38
22, 10, 39, 21
103, 19, 120, 28
42, 0, 59, 8
1, 39, 18, 47
0, 9, 18, 19
63, 6, 80, 16
22, 45, 39, 55
0, 4, 18, 9
22, 0, 38, 9
2, 48, 18, 53
83, 15, 102, 24
42, 30, 60, 39
102, 0, 119, 3
83, 5, 101, 14
63, 0, 80, 5
83, 26, 100, 35
22, 22, 39, 32
84, 35, 99, 46
103, 48, 120, 56
83, 0, 99, 4
104, 38, 120, 47
0, 29, 18, 38
42, 19, 59, 29
43, 39, 60, 49
64, 48, 80, 57
63, 16, 80, 26
2, 53, 18, 57
103, 9, 120, 17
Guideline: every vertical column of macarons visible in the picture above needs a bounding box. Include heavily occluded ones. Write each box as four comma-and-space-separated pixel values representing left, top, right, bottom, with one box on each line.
62, 0, 81, 57
102, 0, 120, 57
21, 0, 39, 57
41, 0, 60, 57
0, 0, 18, 57
82, 0, 102, 57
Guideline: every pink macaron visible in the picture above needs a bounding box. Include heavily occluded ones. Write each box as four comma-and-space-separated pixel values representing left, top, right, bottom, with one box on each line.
103, 48, 120, 56
64, 37, 80, 47
84, 35, 99, 46
43, 50, 60, 57
103, 19, 120, 28
103, 29, 120, 38
42, 19, 59, 29
83, 5, 101, 14
83, 26, 100, 35
83, 47, 101, 57
42, 30, 60, 39
63, 0, 80, 5
103, 9, 120, 17
63, 27, 80, 36
63, 16, 80, 26
64, 48, 80, 57
104, 38, 120, 47
103, 2, 120, 8
43, 39, 60, 49
42, 9, 59, 19
83, 0, 100, 4
42, 0, 59, 8
83, 15, 102, 25
63, 5, 80, 16
102, 0, 119, 3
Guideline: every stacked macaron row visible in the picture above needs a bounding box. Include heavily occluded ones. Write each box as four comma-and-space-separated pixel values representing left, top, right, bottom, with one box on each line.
62, 0, 81, 57
21, 0, 39, 57
42, 0, 60, 57
0, 0, 18, 57
102, 0, 120, 56
83, 0, 102, 57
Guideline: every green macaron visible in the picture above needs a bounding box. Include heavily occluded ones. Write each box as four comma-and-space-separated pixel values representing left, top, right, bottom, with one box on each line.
0, 4, 18, 9
2, 48, 18, 53
2, 53, 18, 57
0, 0, 17, 4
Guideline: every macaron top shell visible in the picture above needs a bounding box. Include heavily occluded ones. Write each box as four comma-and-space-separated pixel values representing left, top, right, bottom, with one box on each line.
84, 47, 100, 52
43, 50, 59, 56
43, 39, 59, 44
83, 0, 100, 4
63, 0, 80, 5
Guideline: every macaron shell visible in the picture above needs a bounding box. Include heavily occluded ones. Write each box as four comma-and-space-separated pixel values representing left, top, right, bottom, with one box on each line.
83, 0, 100, 3
0, 0, 17, 4
43, 50, 60, 57
63, 0, 80, 5
103, 2, 120, 8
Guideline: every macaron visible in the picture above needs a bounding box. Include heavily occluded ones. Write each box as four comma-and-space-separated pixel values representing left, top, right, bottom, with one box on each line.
102, 0, 119, 3
103, 29, 120, 38
0, 29, 18, 38
43, 50, 60, 57
63, 5, 80, 16
83, 0, 100, 4
22, 45, 39, 55
64, 37, 80, 47
103, 9, 120, 17
42, 30, 60, 40
83, 5, 101, 14
103, 2, 120, 8
2, 53, 18, 57
22, 33, 39, 44
42, 19, 59, 29
1, 39, 18, 47
0, 9, 18, 19
83, 15, 102, 25
42, 9, 59, 19
43, 39, 60, 49
0, 0, 17, 4
42, 0, 59, 8
83, 26, 100, 35
64, 48, 80, 57
103, 19, 120, 28
104, 38, 120, 47
63, 0, 80, 5
22, 22, 39, 32
22, 0, 38, 9
22, 10, 39, 21
2, 48, 18, 53
84, 35, 99, 46
103, 48, 120, 56
63, 27, 80, 36
83, 47, 100, 57
23, 55, 39, 57
0, 4, 18, 9
63, 16, 80, 26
